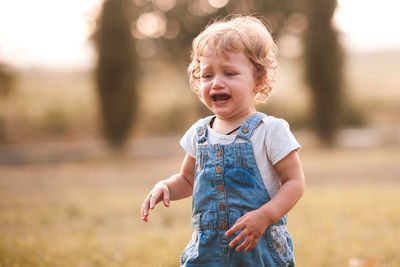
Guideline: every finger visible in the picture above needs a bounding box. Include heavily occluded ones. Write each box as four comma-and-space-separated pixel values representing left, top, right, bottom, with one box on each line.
225, 221, 244, 237
141, 199, 153, 222
141, 206, 149, 222
149, 190, 162, 210
236, 215, 246, 223
236, 236, 253, 252
229, 229, 247, 248
141, 206, 147, 220
225, 214, 247, 235
245, 238, 258, 252
162, 187, 170, 207
141, 195, 151, 217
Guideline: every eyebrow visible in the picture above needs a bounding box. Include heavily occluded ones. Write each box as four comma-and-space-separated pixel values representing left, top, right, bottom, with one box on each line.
200, 61, 239, 69
199, 64, 211, 71
220, 63, 238, 68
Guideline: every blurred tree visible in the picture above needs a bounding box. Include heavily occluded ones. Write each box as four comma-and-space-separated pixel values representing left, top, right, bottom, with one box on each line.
94, 0, 137, 149
0, 62, 16, 143
131, 0, 295, 118
149, 0, 295, 66
93, 0, 344, 146
302, 0, 344, 145
132, 0, 344, 144
0, 63, 15, 98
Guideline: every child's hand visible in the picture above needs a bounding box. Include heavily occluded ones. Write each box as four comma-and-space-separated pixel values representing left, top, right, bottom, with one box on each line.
141, 181, 170, 222
225, 209, 272, 252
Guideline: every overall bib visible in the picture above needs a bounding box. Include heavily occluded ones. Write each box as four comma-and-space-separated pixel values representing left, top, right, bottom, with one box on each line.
180, 112, 295, 267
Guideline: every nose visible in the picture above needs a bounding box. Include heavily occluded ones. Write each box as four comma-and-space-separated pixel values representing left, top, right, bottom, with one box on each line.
211, 74, 224, 89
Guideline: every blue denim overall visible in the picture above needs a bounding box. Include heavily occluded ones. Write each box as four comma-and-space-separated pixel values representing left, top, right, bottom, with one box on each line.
180, 112, 295, 267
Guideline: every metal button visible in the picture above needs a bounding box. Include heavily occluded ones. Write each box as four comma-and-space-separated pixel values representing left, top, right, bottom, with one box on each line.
217, 149, 223, 157
198, 129, 204, 136
216, 166, 223, 174
242, 128, 249, 134
218, 184, 224, 192
220, 221, 228, 230
219, 203, 226, 210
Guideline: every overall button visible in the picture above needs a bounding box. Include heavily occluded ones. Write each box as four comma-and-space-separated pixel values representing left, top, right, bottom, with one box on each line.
242, 128, 249, 134
217, 149, 223, 157
219, 203, 226, 210
216, 166, 223, 174
217, 184, 224, 192
198, 129, 204, 136
220, 221, 228, 230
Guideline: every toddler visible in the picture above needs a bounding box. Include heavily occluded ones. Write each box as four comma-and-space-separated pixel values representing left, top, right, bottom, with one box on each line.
141, 15, 305, 267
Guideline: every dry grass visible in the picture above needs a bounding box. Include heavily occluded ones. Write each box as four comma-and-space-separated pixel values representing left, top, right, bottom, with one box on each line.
0, 50, 399, 266
0, 145, 399, 266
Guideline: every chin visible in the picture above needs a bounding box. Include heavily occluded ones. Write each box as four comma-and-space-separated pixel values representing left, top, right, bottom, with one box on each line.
213, 110, 233, 119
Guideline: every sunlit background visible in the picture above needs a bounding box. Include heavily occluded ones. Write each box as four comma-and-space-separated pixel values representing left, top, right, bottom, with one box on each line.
1, 0, 400, 69
0, 0, 399, 266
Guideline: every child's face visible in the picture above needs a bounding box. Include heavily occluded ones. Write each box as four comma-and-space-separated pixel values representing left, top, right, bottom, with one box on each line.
199, 48, 258, 121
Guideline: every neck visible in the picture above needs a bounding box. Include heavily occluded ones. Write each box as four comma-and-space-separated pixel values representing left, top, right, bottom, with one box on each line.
213, 108, 256, 134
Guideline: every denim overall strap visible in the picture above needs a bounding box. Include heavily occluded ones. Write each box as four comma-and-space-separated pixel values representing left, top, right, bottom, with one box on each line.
196, 116, 214, 144
236, 112, 265, 141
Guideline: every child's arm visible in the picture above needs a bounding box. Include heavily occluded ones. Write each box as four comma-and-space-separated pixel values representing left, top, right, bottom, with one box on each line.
225, 150, 305, 252
141, 153, 195, 222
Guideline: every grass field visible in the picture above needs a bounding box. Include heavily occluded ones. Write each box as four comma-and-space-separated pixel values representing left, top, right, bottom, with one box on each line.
1, 144, 399, 267
0, 49, 399, 266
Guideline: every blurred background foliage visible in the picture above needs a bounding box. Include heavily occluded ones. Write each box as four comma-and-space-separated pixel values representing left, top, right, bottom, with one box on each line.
0, 0, 398, 149
93, 0, 346, 148
94, 0, 138, 148
0, 62, 15, 143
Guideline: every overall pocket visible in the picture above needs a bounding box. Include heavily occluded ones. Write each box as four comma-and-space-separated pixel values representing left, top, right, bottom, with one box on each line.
266, 225, 294, 265
180, 231, 198, 266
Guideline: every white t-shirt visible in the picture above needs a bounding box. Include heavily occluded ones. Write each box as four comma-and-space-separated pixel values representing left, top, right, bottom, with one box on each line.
180, 114, 301, 198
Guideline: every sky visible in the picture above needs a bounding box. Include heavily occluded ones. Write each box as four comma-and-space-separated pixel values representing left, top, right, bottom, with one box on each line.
0, 0, 399, 70
0, 0, 100, 70
335, 0, 400, 52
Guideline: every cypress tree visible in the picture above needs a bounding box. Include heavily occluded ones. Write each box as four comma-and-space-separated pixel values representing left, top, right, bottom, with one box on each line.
303, 0, 344, 145
94, 0, 137, 148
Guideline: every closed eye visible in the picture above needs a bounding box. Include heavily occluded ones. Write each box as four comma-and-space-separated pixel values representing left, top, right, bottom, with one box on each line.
225, 71, 236, 77
201, 73, 213, 79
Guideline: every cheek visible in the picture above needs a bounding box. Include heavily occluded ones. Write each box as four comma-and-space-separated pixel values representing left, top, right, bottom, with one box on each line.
200, 79, 210, 88
199, 87, 209, 103
199, 82, 210, 95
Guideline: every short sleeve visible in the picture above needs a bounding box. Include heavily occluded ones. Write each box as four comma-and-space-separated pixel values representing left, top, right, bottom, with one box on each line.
179, 119, 202, 158
265, 118, 301, 165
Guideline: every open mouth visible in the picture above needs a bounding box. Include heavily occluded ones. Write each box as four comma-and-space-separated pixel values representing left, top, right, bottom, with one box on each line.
211, 94, 231, 102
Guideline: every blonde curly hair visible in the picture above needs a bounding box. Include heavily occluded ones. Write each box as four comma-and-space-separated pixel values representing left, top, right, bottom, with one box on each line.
188, 15, 278, 103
